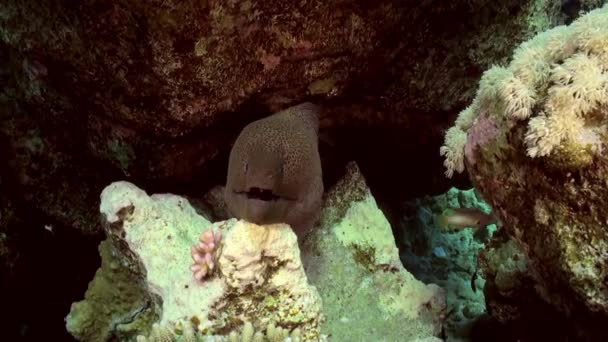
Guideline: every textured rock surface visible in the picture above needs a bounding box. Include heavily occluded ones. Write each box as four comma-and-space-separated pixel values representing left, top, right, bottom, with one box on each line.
398, 187, 496, 341
477, 231, 590, 340
0, 0, 586, 239
441, 4, 608, 339
478, 233, 534, 323
65, 239, 159, 342
66, 162, 446, 341
301, 162, 446, 341
67, 181, 324, 341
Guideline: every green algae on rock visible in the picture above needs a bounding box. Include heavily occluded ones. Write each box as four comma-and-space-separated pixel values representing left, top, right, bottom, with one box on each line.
301, 162, 446, 341
66, 162, 447, 341
65, 239, 159, 341
66, 181, 324, 341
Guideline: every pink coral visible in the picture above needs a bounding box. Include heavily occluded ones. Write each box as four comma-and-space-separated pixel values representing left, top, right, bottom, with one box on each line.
190, 230, 222, 282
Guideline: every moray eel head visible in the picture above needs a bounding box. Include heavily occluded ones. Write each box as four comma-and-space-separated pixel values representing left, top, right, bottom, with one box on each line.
227, 147, 294, 224
224, 102, 324, 234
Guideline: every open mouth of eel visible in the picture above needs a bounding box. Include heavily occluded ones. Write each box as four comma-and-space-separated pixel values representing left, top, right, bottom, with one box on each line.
234, 187, 295, 202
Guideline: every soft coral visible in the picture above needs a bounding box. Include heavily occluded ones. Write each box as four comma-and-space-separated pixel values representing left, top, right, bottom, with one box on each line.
190, 229, 222, 281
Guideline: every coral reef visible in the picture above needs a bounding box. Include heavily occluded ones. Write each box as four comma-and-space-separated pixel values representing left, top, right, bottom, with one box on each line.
478, 234, 532, 323
0, 0, 590, 242
399, 187, 496, 341
2, 1, 608, 340
301, 162, 446, 341
441, 4, 608, 176
67, 181, 324, 341
65, 240, 159, 341
440, 4, 608, 339
477, 231, 589, 340
66, 162, 446, 341
136, 321, 310, 342
382, 0, 567, 115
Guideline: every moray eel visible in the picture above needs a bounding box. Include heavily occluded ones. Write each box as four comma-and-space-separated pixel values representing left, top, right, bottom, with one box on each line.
224, 102, 324, 236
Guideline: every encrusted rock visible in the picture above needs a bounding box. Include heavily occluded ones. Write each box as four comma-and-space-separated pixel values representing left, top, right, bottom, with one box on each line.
66, 162, 447, 341
67, 181, 324, 341
441, 5, 608, 339
301, 162, 446, 341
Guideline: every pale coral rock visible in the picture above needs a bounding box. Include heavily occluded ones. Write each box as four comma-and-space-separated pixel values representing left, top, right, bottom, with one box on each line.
70, 181, 324, 341
99, 181, 226, 330
67, 162, 446, 341
301, 162, 447, 341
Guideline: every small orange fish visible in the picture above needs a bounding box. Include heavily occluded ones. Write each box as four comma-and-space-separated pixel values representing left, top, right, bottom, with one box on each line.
435, 207, 497, 232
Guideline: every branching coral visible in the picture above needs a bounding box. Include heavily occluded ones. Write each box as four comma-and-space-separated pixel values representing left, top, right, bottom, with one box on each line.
441, 4, 608, 176
191, 229, 223, 281
136, 320, 310, 342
